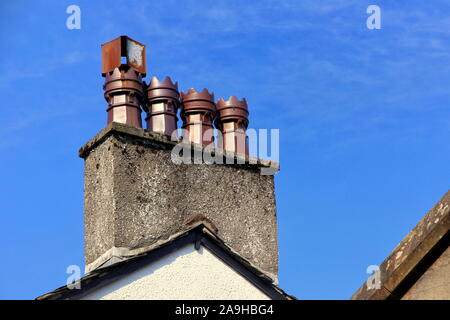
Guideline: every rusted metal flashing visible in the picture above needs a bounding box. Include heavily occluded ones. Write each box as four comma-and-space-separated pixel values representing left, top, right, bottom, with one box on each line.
101, 36, 146, 76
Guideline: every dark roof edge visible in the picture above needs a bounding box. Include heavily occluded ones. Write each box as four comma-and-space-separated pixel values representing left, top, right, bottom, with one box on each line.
36, 223, 295, 300
351, 190, 450, 300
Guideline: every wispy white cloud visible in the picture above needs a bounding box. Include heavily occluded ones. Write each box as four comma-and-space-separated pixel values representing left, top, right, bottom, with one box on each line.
4, 0, 449, 152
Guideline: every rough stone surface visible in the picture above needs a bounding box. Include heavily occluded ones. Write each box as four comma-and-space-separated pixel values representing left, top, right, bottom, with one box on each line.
81, 122, 279, 280
83, 139, 115, 262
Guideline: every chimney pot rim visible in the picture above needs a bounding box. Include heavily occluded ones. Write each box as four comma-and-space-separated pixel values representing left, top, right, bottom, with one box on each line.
181, 88, 214, 102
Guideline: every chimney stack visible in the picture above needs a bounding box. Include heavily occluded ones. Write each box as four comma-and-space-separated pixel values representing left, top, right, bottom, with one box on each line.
144, 76, 180, 136
180, 88, 216, 145
216, 96, 249, 154
82, 36, 279, 282
101, 36, 146, 127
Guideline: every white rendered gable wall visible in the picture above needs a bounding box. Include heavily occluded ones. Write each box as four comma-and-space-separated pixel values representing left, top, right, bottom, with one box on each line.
80, 244, 271, 300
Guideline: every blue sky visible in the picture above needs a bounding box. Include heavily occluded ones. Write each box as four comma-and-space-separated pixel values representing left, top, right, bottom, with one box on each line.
1, 0, 449, 299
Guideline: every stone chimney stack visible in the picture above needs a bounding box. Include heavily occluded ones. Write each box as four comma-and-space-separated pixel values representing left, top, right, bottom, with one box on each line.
80, 37, 279, 282
101, 36, 146, 128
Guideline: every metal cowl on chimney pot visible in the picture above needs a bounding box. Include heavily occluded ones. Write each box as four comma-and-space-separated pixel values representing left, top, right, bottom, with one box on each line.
144, 76, 180, 136
180, 88, 216, 146
101, 36, 146, 128
215, 96, 249, 155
